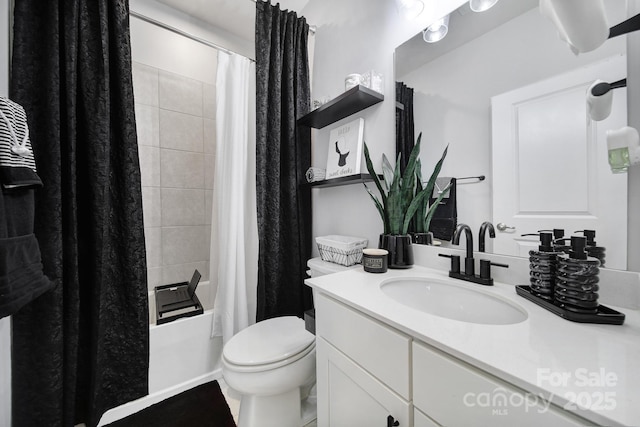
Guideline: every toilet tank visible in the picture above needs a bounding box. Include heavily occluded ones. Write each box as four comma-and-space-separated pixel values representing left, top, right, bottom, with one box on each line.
306, 257, 359, 277
305, 257, 360, 334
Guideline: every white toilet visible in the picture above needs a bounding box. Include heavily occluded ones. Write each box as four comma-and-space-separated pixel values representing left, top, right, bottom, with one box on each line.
222, 316, 316, 427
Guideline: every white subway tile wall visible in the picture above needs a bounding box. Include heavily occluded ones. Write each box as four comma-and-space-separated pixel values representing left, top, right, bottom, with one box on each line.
133, 61, 215, 292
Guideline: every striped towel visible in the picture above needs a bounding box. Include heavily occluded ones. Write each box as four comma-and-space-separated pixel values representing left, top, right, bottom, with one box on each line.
0, 97, 42, 188
305, 167, 326, 183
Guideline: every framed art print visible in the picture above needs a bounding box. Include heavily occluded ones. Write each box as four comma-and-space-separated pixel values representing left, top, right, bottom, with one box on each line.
325, 118, 364, 179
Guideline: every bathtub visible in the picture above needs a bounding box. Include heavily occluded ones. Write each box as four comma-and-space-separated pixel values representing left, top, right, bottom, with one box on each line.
98, 283, 222, 425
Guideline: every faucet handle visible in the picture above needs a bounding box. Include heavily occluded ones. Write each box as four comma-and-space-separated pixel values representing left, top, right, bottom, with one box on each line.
479, 259, 509, 280
438, 253, 460, 274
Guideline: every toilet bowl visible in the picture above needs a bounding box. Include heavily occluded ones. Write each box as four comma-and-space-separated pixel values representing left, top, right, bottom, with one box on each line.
222, 316, 316, 427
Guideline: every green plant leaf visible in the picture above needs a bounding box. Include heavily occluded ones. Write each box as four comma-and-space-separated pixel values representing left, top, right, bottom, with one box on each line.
421, 144, 449, 222
401, 133, 422, 196
363, 142, 387, 206
413, 159, 427, 233
382, 154, 394, 193
403, 186, 432, 235
390, 154, 402, 194
408, 144, 449, 234
385, 153, 412, 234
415, 158, 423, 187
424, 182, 452, 231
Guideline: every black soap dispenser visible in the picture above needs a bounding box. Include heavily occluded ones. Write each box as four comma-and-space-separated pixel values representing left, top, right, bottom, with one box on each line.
574, 230, 606, 267
522, 232, 559, 301
538, 229, 570, 254
555, 236, 601, 314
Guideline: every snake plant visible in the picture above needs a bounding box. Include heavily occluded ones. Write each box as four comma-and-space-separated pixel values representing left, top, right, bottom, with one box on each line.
363, 133, 449, 236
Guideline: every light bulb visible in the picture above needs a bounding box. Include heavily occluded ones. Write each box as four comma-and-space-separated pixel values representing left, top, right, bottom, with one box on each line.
469, 0, 499, 13
423, 15, 449, 43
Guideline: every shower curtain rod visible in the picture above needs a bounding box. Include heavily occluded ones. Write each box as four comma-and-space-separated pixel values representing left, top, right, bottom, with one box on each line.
248, 0, 317, 34
129, 10, 256, 63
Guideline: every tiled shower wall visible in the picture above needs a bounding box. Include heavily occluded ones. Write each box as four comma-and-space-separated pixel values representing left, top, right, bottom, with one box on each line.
132, 61, 216, 292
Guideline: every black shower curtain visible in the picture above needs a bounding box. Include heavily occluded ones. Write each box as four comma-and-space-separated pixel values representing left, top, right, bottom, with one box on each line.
396, 81, 415, 174
10, 1, 149, 426
255, 0, 313, 320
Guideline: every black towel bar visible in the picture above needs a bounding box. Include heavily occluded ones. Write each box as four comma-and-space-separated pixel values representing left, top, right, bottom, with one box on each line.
456, 175, 485, 182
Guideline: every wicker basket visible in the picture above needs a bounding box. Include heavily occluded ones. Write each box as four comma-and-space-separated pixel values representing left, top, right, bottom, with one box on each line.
315, 235, 368, 266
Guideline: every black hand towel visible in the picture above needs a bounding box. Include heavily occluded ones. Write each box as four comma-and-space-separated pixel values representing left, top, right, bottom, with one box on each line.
428, 177, 457, 241
0, 98, 53, 319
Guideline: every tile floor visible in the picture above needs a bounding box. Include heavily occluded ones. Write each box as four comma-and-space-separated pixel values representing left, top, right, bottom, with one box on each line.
218, 378, 317, 427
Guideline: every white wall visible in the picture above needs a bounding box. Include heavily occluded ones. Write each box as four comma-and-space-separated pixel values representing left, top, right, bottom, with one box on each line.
0, 0, 10, 425
129, 14, 218, 84
300, 0, 466, 251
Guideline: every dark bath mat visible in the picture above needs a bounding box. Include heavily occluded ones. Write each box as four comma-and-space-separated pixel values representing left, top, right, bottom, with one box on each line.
105, 380, 236, 427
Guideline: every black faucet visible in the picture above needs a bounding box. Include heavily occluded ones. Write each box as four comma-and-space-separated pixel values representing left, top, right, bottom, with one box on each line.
478, 221, 495, 252
452, 224, 475, 276
438, 223, 508, 286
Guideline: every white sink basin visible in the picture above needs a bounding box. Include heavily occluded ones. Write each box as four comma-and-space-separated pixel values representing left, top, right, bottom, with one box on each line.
380, 278, 527, 325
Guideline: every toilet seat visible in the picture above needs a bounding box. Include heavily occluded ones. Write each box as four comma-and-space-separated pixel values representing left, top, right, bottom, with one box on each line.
223, 341, 315, 373
223, 316, 315, 373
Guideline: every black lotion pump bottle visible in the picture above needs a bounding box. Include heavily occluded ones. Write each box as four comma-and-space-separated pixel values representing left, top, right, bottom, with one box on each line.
522, 232, 559, 301
555, 236, 601, 314
538, 229, 570, 254
574, 230, 606, 267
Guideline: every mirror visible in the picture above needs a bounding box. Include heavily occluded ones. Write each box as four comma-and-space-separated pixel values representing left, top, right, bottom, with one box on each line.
395, 0, 633, 271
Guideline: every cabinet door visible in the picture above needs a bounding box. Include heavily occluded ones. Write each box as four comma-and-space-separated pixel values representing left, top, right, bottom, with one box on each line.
413, 341, 592, 427
414, 408, 441, 427
316, 337, 410, 427
315, 293, 411, 399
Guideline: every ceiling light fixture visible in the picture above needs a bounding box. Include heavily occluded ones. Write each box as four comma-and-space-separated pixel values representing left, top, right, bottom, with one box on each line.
469, 0, 499, 13
423, 14, 449, 43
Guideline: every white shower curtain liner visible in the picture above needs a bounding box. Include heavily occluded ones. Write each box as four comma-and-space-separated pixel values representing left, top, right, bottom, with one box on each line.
210, 52, 258, 344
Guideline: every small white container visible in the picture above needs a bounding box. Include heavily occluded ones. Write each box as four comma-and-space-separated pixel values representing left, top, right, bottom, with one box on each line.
363, 70, 384, 93
315, 235, 368, 266
345, 74, 363, 91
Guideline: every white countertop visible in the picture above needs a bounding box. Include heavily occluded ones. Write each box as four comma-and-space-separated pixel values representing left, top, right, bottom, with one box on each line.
305, 265, 640, 426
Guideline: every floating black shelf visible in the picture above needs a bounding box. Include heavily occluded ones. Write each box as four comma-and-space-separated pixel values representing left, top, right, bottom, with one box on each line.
298, 85, 384, 129
303, 173, 382, 189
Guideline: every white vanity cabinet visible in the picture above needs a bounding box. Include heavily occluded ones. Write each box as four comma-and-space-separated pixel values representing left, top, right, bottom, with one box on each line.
315, 293, 411, 427
314, 291, 594, 427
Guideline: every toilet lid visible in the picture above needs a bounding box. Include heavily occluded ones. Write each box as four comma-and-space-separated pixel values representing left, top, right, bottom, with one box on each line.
223, 316, 315, 366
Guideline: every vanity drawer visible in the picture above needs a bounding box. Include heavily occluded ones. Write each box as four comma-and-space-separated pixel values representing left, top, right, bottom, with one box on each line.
315, 293, 411, 399
413, 341, 591, 427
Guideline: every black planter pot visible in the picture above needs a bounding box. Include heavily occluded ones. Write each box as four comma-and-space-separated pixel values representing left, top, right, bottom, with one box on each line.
379, 234, 414, 269
412, 232, 434, 245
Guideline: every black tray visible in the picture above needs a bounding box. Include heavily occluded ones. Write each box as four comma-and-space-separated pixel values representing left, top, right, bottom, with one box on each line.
155, 282, 204, 325
515, 285, 625, 325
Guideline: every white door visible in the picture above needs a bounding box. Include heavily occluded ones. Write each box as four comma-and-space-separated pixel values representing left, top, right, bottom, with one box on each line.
491, 55, 627, 269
